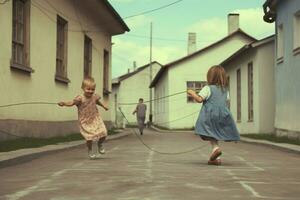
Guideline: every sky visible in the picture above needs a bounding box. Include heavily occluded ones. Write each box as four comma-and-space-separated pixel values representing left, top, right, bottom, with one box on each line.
108, 0, 274, 78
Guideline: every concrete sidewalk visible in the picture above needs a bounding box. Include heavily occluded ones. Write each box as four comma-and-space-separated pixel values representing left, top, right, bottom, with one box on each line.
0, 130, 131, 168
150, 125, 300, 154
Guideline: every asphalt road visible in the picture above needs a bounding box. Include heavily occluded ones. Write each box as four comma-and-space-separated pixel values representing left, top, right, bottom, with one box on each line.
0, 129, 299, 200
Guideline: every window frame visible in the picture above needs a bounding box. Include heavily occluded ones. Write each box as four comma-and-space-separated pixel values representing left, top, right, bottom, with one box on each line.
186, 81, 206, 103
276, 23, 284, 63
247, 62, 254, 122
55, 15, 69, 83
11, 0, 33, 73
84, 35, 92, 78
103, 49, 110, 96
293, 10, 300, 55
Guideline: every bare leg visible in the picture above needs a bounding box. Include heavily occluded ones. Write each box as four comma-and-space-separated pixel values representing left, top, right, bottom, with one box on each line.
97, 137, 106, 154
210, 139, 219, 151
209, 139, 222, 161
86, 140, 95, 159
86, 140, 92, 151
137, 117, 145, 135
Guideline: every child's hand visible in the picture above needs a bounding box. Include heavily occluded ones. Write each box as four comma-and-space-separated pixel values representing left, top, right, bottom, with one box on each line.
58, 102, 65, 106
187, 89, 195, 96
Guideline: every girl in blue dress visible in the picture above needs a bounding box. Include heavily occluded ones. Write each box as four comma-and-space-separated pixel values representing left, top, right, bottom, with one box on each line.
187, 65, 240, 165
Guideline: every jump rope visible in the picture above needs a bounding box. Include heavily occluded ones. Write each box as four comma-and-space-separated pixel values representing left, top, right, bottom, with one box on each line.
0, 90, 208, 154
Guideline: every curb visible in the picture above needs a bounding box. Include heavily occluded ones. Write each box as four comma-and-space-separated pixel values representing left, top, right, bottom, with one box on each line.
149, 125, 194, 134
0, 131, 130, 168
240, 137, 300, 154
151, 125, 300, 154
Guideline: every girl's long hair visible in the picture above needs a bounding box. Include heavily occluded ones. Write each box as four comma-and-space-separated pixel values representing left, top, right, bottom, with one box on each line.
207, 65, 228, 90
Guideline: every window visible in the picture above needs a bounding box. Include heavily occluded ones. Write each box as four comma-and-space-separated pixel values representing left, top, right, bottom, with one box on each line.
55, 15, 68, 82
187, 81, 206, 103
11, 0, 31, 72
103, 50, 110, 95
293, 11, 300, 55
237, 69, 241, 122
248, 62, 253, 121
277, 24, 284, 62
84, 35, 92, 77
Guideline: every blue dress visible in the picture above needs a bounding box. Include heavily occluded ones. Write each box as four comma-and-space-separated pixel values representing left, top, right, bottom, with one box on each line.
195, 85, 240, 141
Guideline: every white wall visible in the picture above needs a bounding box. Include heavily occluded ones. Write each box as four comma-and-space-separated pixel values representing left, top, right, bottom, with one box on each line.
112, 63, 162, 125
0, 0, 121, 139
257, 42, 275, 134
224, 41, 274, 134
225, 51, 259, 134
153, 71, 169, 128
165, 34, 254, 129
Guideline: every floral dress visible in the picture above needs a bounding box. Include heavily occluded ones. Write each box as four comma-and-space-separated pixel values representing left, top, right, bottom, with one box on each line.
74, 94, 107, 141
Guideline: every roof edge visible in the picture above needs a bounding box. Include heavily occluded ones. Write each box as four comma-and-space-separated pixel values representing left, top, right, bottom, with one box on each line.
114, 61, 163, 84
102, 0, 130, 32
163, 29, 256, 68
150, 29, 257, 88
220, 34, 275, 66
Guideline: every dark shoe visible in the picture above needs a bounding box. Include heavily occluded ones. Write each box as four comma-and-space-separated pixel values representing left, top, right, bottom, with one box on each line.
208, 159, 221, 165
209, 148, 222, 161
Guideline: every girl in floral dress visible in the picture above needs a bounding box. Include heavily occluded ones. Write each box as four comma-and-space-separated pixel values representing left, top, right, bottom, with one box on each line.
58, 77, 109, 159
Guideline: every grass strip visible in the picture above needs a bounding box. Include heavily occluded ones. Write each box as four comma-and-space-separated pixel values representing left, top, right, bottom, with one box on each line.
242, 134, 300, 146
0, 129, 120, 152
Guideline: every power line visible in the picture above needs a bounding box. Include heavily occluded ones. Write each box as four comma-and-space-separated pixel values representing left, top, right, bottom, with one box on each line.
123, 0, 184, 19
119, 90, 187, 105
27, 1, 212, 45
31, 0, 106, 33
122, 33, 217, 44
154, 111, 198, 125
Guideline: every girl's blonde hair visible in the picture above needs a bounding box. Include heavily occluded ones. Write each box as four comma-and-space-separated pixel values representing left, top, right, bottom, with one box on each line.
81, 76, 96, 89
207, 65, 228, 89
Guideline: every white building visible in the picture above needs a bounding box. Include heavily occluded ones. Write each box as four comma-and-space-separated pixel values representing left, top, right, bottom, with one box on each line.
263, 0, 300, 139
150, 14, 257, 130
221, 35, 275, 134
0, 0, 129, 140
111, 62, 162, 126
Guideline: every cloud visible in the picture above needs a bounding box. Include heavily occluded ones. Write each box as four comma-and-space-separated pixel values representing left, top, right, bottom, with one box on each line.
112, 7, 275, 78
233, 8, 274, 38
112, 38, 184, 78
186, 7, 274, 48
124, 15, 153, 29
187, 18, 227, 48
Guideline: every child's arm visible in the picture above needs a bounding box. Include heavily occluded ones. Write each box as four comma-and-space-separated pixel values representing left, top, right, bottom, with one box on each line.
58, 95, 81, 107
187, 89, 204, 103
58, 101, 75, 107
96, 99, 109, 111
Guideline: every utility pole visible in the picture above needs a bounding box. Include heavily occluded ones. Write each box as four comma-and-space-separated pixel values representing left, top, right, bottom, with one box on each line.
149, 22, 153, 124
